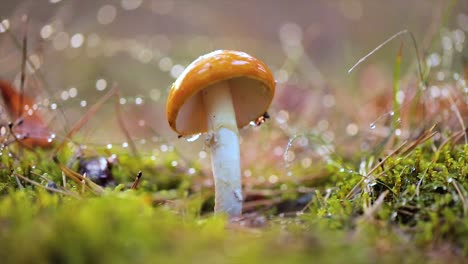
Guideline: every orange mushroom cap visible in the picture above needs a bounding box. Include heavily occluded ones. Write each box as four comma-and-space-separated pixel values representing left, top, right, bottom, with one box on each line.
166, 50, 275, 136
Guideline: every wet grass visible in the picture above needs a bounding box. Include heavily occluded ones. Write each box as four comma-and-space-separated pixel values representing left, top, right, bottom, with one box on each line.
0, 126, 466, 263
0, 5, 467, 263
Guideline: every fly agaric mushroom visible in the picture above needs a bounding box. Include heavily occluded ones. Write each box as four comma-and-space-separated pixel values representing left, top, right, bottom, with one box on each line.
166, 50, 275, 217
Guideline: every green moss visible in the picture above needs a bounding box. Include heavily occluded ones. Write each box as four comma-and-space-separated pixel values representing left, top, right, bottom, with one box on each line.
0, 139, 466, 263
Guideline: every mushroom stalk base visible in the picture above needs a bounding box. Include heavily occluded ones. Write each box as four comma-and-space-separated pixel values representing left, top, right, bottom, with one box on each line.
202, 82, 242, 217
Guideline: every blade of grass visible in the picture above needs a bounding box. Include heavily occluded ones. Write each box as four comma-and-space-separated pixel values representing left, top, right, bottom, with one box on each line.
392, 42, 403, 130
19, 15, 28, 119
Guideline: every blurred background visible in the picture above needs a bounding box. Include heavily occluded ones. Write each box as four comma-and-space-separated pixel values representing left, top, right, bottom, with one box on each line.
0, 0, 467, 184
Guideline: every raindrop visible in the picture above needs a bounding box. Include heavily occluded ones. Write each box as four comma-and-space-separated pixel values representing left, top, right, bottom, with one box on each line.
106, 144, 113, 149
160, 144, 168, 152
70, 33, 84, 48
69, 87, 78, 98
0, 19, 10, 33
234, 189, 243, 202
323, 94, 335, 108
60, 91, 69, 101
170, 64, 185, 78
364, 177, 377, 187
185, 133, 201, 142
97, 5, 117, 25
122, 142, 129, 148
171, 160, 178, 167
121, 0, 142, 10
369, 123, 376, 129
346, 123, 359, 136
150, 89, 161, 101
159, 57, 173, 72
198, 150, 207, 159
135, 97, 143, 105
40, 24, 54, 39
96, 79, 107, 91
80, 100, 87, 107
395, 129, 402, 136
268, 175, 278, 184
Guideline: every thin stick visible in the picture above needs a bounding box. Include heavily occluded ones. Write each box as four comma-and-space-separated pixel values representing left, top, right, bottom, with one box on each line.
446, 93, 467, 144
14, 172, 80, 198
451, 179, 467, 216
131, 171, 142, 189
19, 15, 28, 119
62, 171, 66, 187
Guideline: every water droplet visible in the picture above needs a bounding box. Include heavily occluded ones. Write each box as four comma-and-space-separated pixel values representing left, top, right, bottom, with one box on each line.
185, 133, 201, 142
96, 79, 107, 91
0, 19, 10, 33
97, 5, 117, 25
447, 177, 453, 183
233, 189, 243, 202
364, 177, 377, 187
122, 142, 128, 148
160, 144, 168, 152
135, 97, 143, 105
369, 123, 376, 129
106, 143, 112, 149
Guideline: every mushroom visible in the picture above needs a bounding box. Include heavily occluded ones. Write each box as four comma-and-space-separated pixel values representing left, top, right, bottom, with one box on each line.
166, 50, 275, 217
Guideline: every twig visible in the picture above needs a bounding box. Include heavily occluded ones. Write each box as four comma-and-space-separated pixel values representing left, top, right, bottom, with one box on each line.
19, 15, 28, 119
13, 172, 80, 198
131, 171, 142, 190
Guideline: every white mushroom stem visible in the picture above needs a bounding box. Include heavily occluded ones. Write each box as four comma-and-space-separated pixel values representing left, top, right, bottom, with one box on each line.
202, 81, 242, 217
